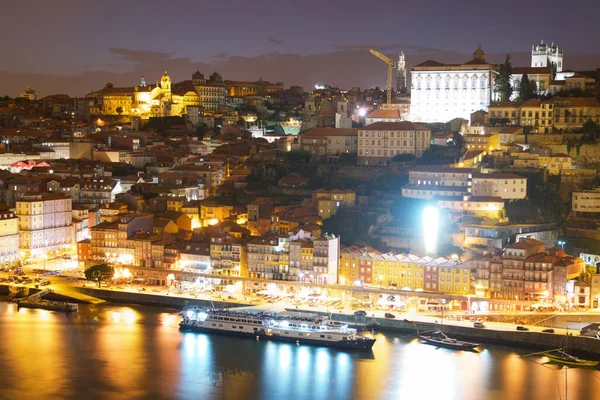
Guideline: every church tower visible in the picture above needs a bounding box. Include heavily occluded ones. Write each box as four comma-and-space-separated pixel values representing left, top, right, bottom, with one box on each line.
531, 39, 563, 72
336, 96, 348, 114
396, 52, 406, 92
161, 71, 172, 92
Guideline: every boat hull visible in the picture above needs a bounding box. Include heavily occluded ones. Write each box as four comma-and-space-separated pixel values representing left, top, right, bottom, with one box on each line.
545, 355, 599, 368
180, 323, 375, 350
419, 337, 479, 350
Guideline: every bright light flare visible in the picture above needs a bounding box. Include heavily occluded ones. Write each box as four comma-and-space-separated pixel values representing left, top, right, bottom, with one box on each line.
423, 206, 439, 255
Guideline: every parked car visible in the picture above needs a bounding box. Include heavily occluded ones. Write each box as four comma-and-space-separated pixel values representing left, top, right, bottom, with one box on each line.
542, 328, 555, 333
354, 310, 367, 316
516, 326, 529, 331
384, 313, 396, 319
473, 322, 485, 328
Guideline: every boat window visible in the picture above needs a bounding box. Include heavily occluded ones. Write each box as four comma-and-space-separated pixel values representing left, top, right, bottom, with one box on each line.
236, 319, 241, 322
212, 323, 217, 326
239, 326, 244, 329
343, 337, 347, 340
327, 336, 332, 339
232, 325, 237, 328
320, 335, 325, 338
219, 324, 223, 327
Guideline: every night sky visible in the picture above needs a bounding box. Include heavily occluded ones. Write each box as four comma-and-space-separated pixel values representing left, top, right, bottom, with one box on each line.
2, 0, 599, 97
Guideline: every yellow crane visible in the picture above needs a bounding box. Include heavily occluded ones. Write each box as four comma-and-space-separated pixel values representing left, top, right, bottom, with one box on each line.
369, 49, 394, 105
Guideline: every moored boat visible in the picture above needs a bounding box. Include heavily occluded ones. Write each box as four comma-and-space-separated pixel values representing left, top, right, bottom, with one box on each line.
417, 329, 480, 350
544, 350, 599, 368
179, 307, 375, 350
17, 299, 78, 313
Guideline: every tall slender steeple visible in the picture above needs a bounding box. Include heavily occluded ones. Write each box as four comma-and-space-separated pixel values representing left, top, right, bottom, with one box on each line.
396, 51, 406, 93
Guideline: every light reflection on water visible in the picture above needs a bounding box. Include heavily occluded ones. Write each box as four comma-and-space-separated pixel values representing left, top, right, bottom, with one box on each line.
0, 302, 599, 400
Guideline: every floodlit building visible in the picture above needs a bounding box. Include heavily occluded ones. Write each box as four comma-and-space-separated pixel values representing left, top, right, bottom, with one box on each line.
16, 193, 74, 259
411, 46, 498, 123
0, 204, 19, 263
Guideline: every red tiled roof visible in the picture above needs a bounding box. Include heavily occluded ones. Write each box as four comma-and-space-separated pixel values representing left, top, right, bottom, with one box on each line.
363, 121, 430, 131
302, 128, 358, 137
366, 109, 401, 119
512, 67, 552, 75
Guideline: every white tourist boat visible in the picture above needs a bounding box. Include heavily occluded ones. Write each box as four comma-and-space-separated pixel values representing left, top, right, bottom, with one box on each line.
179, 307, 375, 350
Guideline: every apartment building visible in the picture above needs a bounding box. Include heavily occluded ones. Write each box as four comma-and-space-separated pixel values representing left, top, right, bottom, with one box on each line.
16, 193, 74, 259
312, 234, 340, 284
0, 204, 19, 263
471, 173, 527, 200
299, 128, 358, 160
572, 189, 600, 216
311, 189, 356, 220
210, 234, 248, 277
357, 122, 431, 165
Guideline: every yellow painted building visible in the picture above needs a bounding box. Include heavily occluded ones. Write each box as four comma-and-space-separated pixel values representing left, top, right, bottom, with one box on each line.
200, 204, 233, 227
436, 261, 472, 295
372, 254, 425, 290
464, 133, 500, 153
0, 204, 19, 263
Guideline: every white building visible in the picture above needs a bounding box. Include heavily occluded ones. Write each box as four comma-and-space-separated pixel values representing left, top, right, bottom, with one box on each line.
313, 234, 340, 284
410, 46, 498, 123
16, 193, 74, 259
402, 168, 527, 200
471, 173, 527, 200
531, 40, 563, 72
42, 142, 70, 159
357, 121, 431, 165
401, 167, 473, 199
572, 190, 600, 215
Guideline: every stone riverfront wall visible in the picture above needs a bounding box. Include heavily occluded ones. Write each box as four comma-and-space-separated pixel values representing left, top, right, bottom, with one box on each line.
77, 287, 252, 309
299, 310, 600, 357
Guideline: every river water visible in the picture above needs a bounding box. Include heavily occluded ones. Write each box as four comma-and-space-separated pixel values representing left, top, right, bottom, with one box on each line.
0, 302, 599, 400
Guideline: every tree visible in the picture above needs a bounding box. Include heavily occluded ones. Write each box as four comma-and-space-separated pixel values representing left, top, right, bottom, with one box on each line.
494, 55, 513, 101
582, 119, 600, 138
392, 153, 416, 162
517, 73, 537, 101
116, 106, 123, 115
84, 264, 115, 288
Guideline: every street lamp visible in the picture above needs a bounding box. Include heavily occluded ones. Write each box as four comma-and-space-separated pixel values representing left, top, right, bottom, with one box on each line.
41, 253, 48, 275
557, 240, 566, 250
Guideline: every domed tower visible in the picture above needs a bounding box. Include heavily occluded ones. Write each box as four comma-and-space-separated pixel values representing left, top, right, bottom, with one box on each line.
161, 71, 171, 92
531, 39, 563, 72
472, 45, 486, 62
192, 70, 204, 85
209, 71, 223, 84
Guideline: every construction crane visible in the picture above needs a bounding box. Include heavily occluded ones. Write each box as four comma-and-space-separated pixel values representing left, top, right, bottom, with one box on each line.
369, 49, 395, 105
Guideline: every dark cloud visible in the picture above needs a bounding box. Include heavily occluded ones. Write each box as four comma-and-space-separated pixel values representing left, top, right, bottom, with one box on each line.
211, 52, 228, 60
69, 63, 118, 68
267, 36, 285, 46
109, 48, 175, 64
329, 43, 448, 54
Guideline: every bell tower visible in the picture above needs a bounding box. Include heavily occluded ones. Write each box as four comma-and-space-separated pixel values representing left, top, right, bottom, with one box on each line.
161, 71, 171, 92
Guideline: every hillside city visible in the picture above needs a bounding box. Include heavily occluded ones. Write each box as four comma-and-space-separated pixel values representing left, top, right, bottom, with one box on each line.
3, 40, 600, 314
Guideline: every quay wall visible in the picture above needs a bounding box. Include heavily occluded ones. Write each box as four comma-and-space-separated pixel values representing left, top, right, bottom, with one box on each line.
302, 310, 600, 357
77, 287, 252, 309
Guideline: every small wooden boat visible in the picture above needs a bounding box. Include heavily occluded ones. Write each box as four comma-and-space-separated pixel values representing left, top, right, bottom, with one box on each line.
544, 350, 599, 368
417, 329, 480, 350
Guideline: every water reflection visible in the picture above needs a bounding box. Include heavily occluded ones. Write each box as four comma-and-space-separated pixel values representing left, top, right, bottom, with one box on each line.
0, 302, 599, 400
